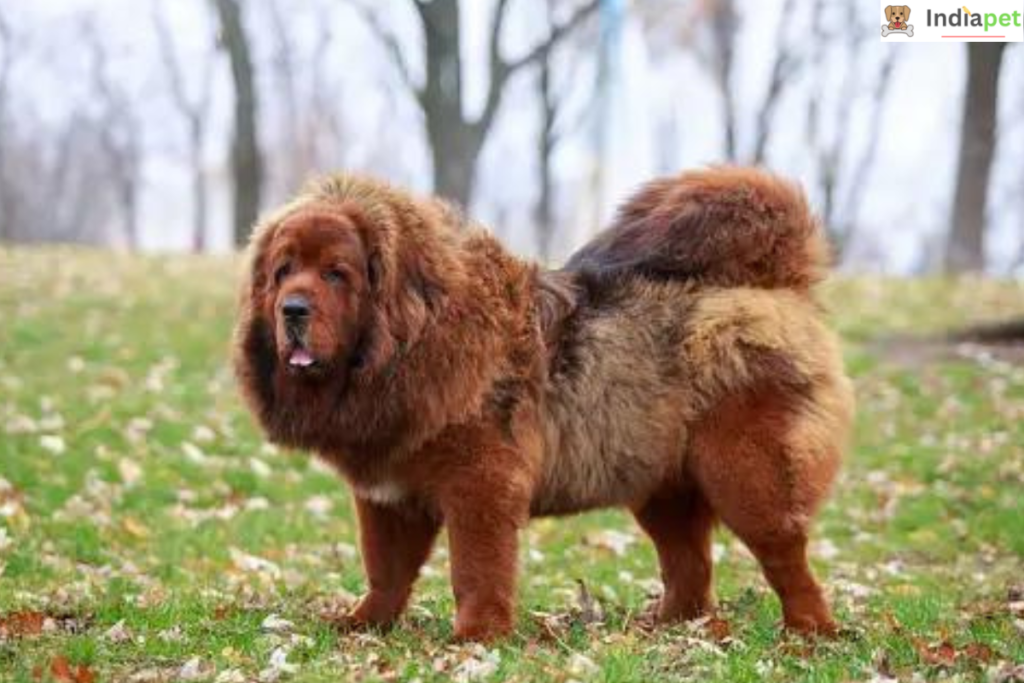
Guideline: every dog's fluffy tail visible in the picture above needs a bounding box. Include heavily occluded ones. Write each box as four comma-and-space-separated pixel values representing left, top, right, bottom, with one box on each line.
564, 167, 829, 292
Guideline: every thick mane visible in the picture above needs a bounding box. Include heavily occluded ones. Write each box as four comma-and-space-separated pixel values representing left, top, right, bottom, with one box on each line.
232, 173, 538, 469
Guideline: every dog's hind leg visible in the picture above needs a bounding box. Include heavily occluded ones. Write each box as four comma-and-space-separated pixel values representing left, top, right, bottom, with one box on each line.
633, 485, 716, 622
688, 380, 848, 635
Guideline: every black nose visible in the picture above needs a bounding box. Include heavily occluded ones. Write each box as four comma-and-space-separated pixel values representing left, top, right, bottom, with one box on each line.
282, 294, 310, 321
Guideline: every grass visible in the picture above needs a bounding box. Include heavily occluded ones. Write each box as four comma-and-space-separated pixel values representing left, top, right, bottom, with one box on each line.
1, 245, 1023, 682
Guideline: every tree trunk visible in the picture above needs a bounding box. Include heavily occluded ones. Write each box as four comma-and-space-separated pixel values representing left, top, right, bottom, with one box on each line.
123, 180, 138, 250
709, 0, 738, 161
0, 12, 10, 241
401, 0, 596, 210
213, 0, 262, 248
535, 26, 556, 263
945, 42, 1006, 274
416, 0, 478, 208
190, 124, 207, 252
431, 138, 478, 210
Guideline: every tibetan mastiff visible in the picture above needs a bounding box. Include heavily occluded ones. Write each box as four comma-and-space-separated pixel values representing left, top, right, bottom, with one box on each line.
233, 167, 854, 641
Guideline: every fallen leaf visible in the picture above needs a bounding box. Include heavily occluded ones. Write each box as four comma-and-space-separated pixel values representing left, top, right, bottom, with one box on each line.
963, 642, 994, 663
915, 639, 957, 667
0, 610, 45, 638
50, 656, 95, 683
118, 458, 143, 486
453, 646, 500, 682
583, 529, 635, 557
260, 614, 295, 634
215, 669, 245, 683
567, 652, 598, 677
122, 517, 150, 539
705, 616, 732, 642
178, 657, 208, 682
40, 435, 66, 455
103, 619, 132, 643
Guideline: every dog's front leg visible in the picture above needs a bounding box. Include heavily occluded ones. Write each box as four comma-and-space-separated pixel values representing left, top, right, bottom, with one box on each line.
439, 463, 531, 641
347, 496, 441, 628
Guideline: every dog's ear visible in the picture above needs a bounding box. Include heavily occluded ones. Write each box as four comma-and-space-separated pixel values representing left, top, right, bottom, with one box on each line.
885, 5, 893, 20
903, 6, 910, 20
240, 216, 283, 310
233, 218, 282, 423
344, 203, 438, 375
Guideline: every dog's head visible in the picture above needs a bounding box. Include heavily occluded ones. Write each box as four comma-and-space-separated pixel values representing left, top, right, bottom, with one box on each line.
885, 5, 910, 24
234, 176, 452, 434
250, 204, 372, 380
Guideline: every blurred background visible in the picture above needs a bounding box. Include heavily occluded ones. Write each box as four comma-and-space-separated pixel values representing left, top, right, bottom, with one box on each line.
0, 0, 1022, 273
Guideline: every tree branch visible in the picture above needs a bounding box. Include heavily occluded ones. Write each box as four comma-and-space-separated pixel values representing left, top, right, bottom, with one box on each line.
751, 0, 798, 164
349, 1, 423, 101
487, 0, 514, 95
152, 2, 193, 117
506, 0, 599, 74
477, 0, 599, 135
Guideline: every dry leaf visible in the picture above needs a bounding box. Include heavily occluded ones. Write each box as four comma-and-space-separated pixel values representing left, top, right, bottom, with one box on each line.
705, 616, 732, 642
50, 656, 96, 683
0, 610, 46, 638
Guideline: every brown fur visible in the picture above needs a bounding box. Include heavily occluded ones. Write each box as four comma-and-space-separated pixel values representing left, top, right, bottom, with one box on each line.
233, 166, 855, 641
885, 5, 911, 30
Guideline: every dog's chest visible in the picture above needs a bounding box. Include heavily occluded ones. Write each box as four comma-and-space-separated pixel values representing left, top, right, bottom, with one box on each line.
351, 480, 406, 505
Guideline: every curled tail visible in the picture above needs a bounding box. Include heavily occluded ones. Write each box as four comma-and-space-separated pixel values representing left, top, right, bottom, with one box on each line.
565, 167, 829, 292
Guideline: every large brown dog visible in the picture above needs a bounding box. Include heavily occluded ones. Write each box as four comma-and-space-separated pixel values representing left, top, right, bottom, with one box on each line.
233, 167, 854, 641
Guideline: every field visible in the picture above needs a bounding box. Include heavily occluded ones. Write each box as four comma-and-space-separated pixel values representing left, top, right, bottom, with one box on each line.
1, 246, 1023, 682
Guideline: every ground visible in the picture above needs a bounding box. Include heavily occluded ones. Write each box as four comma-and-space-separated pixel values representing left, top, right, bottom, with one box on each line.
1, 246, 1022, 683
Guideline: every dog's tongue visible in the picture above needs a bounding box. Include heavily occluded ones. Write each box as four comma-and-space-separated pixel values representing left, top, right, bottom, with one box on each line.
289, 348, 315, 367
895, 21, 901, 27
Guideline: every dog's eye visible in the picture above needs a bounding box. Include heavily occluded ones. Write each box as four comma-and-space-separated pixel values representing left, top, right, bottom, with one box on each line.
323, 268, 348, 286
273, 263, 292, 286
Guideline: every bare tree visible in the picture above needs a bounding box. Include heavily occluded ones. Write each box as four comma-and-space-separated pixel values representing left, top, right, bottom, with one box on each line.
353, 0, 599, 209
536, 24, 558, 262
0, 9, 17, 239
708, 0, 739, 161
153, 1, 215, 252
213, 0, 263, 247
85, 21, 142, 250
266, 0, 302, 194
0, 16, 115, 246
306, 21, 344, 170
533, 0, 594, 262
644, 0, 798, 164
945, 42, 1007, 273
806, 0, 895, 257
749, 0, 798, 164
50, 116, 119, 245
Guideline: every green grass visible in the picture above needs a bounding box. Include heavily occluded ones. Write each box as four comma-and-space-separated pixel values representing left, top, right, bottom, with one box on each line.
1, 246, 1023, 682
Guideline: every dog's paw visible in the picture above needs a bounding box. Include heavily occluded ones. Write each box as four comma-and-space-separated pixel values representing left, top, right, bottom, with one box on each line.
783, 614, 839, 639
452, 618, 514, 643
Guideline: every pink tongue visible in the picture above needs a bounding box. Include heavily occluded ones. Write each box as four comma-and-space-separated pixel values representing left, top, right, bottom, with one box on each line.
289, 348, 315, 367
